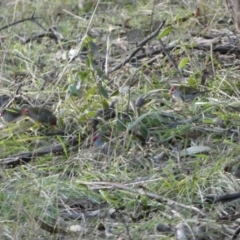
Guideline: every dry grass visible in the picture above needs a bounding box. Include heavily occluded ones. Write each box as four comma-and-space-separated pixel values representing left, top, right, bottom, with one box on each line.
0, 0, 240, 239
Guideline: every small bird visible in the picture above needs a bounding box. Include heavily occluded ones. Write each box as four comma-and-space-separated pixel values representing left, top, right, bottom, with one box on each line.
169, 85, 209, 102
92, 134, 104, 147
92, 134, 109, 155
21, 107, 57, 126
0, 108, 23, 122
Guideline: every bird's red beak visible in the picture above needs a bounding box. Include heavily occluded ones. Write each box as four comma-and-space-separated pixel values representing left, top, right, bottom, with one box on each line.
0, 110, 4, 117
92, 135, 99, 142
51, 119, 57, 126
22, 109, 29, 114
169, 86, 177, 95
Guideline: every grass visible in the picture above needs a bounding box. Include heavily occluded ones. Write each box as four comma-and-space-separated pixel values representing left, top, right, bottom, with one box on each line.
0, 0, 240, 239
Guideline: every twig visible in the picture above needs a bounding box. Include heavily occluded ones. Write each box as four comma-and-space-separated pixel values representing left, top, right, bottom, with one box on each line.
15, 84, 22, 95
107, 20, 166, 74
0, 14, 42, 32
158, 39, 183, 77
0, 137, 79, 168
3, 84, 33, 109
79, 181, 206, 217
232, 226, 240, 240
149, 0, 157, 31
218, 213, 240, 222
117, 211, 133, 240
63, 9, 87, 21
129, 41, 240, 64
204, 191, 240, 203
3, 85, 23, 108
31, 16, 48, 31
126, 70, 139, 114
23, 32, 60, 44
163, 102, 188, 119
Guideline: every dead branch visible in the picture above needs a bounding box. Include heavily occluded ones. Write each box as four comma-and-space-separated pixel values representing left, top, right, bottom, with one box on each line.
0, 137, 79, 168
80, 181, 206, 217
0, 14, 43, 32
107, 19, 166, 74
23, 32, 60, 44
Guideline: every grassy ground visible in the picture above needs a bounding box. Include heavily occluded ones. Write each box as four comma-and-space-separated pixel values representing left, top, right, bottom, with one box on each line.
1, 0, 240, 239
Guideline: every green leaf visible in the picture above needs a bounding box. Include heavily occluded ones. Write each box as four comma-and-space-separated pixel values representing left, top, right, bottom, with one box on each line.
85, 56, 94, 68
96, 68, 108, 80
86, 86, 97, 99
98, 84, 108, 99
101, 99, 109, 109
83, 111, 96, 118
178, 57, 189, 69
157, 26, 173, 39
188, 74, 197, 85
78, 70, 90, 81
116, 119, 126, 131
193, 72, 201, 80
68, 83, 79, 96
140, 125, 148, 138
110, 89, 119, 97
88, 41, 98, 53
85, 57, 90, 68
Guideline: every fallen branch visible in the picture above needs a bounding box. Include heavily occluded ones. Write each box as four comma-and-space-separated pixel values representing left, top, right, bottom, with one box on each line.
79, 181, 206, 217
0, 13, 43, 32
232, 226, 240, 240
0, 137, 79, 168
23, 32, 60, 44
204, 191, 240, 203
107, 19, 166, 74
129, 41, 240, 63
